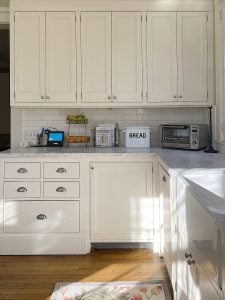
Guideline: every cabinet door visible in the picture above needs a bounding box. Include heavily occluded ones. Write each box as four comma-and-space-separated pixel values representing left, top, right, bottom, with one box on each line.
14, 12, 45, 103
90, 162, 153, 241
46, 12, 76, 103
147, 12, 177, 103
159, 166, 172, 278
177, 12, 208, 102
112, 12, 142, 103
81, 12, 111, 103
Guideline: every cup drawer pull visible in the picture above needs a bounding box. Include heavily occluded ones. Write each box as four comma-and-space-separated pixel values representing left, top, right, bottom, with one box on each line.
162, 175, 167, 182
36, 214, 47, 220
17, 187, 28, 193
56, 187, 66, 192
17, 168, 28, 174
56, 168, 67, 173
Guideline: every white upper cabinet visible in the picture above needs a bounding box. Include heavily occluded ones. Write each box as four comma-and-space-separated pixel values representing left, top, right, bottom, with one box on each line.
81, 12, 111, 103
146, 12, 208, 103
112, 12, 142, 103
15, 12, 45, 103
14, 12, 77, 104
46, 12, 76, 103
177, 12, 208, 102
147, 12, 177, 103
81, 12, 143, 103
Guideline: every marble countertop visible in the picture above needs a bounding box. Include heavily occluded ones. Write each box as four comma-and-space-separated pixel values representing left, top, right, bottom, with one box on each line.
1, 146, 225, 175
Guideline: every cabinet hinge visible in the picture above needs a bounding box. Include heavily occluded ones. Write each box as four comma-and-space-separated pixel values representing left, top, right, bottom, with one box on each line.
80, 16, 82, 22
75, 15, 76, 22
141, 15, 142, 22
146, 15, 147, 22
141, 92, 143, 99
206, 14, 208, 22
152, 166, 153, 173
220, 10, 222, 21
146, 92, 148, 100
207, 91, 209, 98
175, 282, 178, 292
81, 92, 82, 99
14, 15, 15, 22
76, 91, 77, 100
14, 92, 16, 98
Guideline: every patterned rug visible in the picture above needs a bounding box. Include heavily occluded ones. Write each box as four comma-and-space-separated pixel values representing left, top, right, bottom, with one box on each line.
51, 280, 172, 300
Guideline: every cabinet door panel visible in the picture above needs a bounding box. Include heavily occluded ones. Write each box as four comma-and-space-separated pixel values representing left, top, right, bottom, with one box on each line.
147, 12, 177, 103
46, 12, 76, 103
91, 162, 153, 241
177, 12, 208, 102
81, 12, 111, 103
14, 12, 45, 103
112, 12, 142, 103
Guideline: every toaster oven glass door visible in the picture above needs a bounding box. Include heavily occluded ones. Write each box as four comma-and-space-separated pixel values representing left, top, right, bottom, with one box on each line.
162, 126, 190, 148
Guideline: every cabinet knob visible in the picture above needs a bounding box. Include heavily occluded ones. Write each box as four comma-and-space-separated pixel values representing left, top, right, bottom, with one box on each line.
185, 252, 192, 258
187, 259, 195, 265
113, 96, 117, 100
17, 168, 28, 174
173, 95, 177, 98
162, 175, 166, 182
37, 214, 47, 220
107, 96, 111, 100
46, 96, 50, 100
41, 95, 45, 100
56, 167, 67, 173
179, 95, 183, 99
91, 167, 94, 170
17, 186, 27, 193
56, 186, 66, 193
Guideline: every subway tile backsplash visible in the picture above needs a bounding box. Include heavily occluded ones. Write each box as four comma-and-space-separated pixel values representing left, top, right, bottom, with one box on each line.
21, 107, 208, 146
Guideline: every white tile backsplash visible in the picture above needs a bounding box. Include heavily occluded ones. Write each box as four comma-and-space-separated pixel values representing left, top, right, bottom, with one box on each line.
20, 107, 208, 146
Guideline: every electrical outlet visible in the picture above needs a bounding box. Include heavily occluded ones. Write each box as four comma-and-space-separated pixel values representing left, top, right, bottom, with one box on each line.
24, 130, 38, 140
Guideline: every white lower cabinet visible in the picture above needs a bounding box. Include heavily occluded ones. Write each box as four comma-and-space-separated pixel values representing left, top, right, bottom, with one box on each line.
90, 162, 154, 242
0, 158, 89, 255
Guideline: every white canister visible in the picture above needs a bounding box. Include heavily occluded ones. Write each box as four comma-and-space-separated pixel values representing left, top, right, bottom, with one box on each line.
125, 126, 151, 148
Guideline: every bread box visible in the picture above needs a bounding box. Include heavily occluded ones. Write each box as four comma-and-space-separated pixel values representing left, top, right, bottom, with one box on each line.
125, 126, 151, 148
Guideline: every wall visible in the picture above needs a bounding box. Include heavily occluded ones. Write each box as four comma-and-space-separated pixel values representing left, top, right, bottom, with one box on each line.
0, 73, 10, 134
0, 0, 9, 7
20, 107, 208, 146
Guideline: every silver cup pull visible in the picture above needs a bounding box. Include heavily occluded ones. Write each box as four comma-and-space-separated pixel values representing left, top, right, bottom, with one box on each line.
162, 175, 166, 182
46, 96, 50, 100
56, 187, 66, 193
173, 95, 177, 98
107, 96, 111, 100
56, 167, 67, 173
179, 95, 183, 99
17, 187, 27, 193
41, 95, 45, 100
37, 214, 47, 220
17, 168, 28, 174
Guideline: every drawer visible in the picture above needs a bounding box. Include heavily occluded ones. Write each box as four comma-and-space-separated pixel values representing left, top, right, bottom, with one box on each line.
43, 163, 79, 179
3, 201, 79, 233
4, 163, 41, 179
4, 181, 41, 199
43, 181, 79, 198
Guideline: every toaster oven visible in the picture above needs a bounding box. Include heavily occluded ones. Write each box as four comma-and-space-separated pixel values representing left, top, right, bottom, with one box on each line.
160, 124, 208, 150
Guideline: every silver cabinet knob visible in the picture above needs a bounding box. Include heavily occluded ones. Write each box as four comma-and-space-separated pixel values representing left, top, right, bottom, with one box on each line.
185, 253, 192, 258
17, 187, 27, 193
37, 214, 47, 220
56, 168, 67, 173
91, 166, 94, 170
107, 96, 111, 100
173, 95, 177, 98
187, 259, 195, 265
41, 96, 45, 100
56, 187, 66, 192
179, 95, 183, 99
162, 175, 166, 182
46, 96, 50, 100
17, 168, 28, 174
113, 96, 117, 100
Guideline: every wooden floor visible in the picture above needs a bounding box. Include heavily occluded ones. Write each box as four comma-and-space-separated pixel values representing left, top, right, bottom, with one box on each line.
0, 248, 171, 300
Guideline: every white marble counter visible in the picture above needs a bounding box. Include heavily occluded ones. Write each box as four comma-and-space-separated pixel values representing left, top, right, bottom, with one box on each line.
1, 146, 225, 175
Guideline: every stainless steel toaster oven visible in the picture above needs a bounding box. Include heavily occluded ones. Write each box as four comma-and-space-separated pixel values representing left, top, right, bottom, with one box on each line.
160, 124, 208, 150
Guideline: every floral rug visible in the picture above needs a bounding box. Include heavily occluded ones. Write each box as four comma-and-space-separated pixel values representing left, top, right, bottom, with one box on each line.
51, 280, 172, 300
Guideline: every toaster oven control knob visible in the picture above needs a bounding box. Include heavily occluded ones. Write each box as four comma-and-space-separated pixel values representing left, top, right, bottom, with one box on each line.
192, 140, 197, 145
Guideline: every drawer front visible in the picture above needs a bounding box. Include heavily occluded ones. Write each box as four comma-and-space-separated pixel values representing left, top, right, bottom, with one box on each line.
44, 181, 79, 198
4, 181, 41, 199
44, 163, 80, 179
4, 163, 41, 179
3, 201, 79, 233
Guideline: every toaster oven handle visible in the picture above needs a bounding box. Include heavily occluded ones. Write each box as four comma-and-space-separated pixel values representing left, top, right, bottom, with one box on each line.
162, 125, 189, 129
